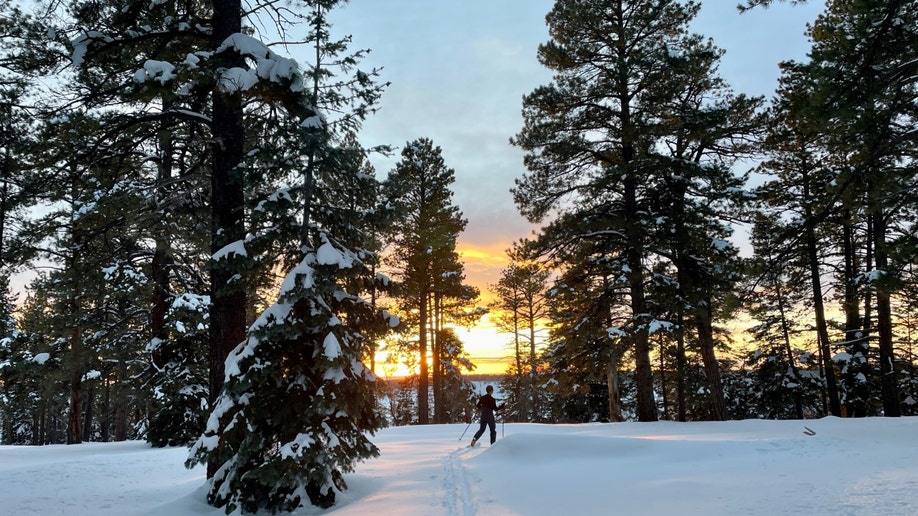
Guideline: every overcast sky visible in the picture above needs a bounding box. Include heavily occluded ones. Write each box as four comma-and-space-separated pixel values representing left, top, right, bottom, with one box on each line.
330, 1, 828, 370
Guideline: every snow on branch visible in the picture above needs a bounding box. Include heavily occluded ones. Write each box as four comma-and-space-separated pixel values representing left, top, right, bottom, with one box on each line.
212, 240, 248, 261
133, 60, 176, 84
70, 30, 114, 69
215, 33, 304, 94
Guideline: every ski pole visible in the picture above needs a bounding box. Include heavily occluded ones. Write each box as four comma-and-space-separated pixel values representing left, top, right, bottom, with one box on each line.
459, 420, 472, 441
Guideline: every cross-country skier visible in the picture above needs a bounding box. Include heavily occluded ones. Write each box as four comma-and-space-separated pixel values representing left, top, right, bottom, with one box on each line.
470, 385, 504, 447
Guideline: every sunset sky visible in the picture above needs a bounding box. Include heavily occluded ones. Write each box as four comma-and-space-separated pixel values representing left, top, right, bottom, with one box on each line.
331, 1, 828, 375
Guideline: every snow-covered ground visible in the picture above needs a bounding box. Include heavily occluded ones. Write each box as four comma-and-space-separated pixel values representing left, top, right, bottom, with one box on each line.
2, 417, 916, 515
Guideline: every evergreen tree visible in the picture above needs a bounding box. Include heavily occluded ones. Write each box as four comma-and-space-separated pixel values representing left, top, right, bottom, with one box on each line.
490, 255, 550, 422
513, 0, 753, 421
782, 0, 917, 416
744, 213, 820, 419
382, 137, 476, 425
186, 1, 391, 510
540, 249, 628, 422
753, 62, 845, 417
643, 29, 761, 421
1, 282, 67, 444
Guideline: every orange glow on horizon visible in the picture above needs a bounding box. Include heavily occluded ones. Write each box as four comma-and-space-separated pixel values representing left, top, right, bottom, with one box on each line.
371, 240, 549, 379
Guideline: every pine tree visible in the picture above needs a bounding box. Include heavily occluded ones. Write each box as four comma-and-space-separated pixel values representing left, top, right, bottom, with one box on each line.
744, 213, 818, 419
643, 29, 761, 421
1, 281, 66, 444
382, 137, 476, 425
513, 0, 753, 421
796, 0, 916, 416
7, 0, 389, 507
753, 62, 846, 417
490, 255, 550, 422
186, 1, 391, 510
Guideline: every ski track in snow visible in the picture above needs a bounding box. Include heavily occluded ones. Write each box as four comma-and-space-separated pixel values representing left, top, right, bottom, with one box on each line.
442, 446, 478, 516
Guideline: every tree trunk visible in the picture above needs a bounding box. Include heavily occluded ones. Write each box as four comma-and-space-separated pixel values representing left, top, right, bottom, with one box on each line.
842, 218, 869, 417
606, 349, 623, 422
115, 358, 129, 441
0, 169, 7, 263
432, 291, 442, 424
775, 282, 804, 419
207, 0, 247, 477
629, 271, 656, 421
417, 287, 429, 424
82, 380, 94, 442
67, 353, 83, 444
150, 100, 173, 369
676, 313, 686, 422
695, 309, 727, 421
528, 307, 537, 422
801, 169, 842, 417
872, 209, 900, 417
513, 308, 523, 422
101, 377, 111, 442
67, 237, 83, 445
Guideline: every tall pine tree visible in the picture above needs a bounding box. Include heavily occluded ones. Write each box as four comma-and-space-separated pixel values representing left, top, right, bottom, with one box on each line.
382, 137, 477, 425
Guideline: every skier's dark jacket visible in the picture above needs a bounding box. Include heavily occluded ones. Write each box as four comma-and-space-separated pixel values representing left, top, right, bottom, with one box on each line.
476, 393, 501, 423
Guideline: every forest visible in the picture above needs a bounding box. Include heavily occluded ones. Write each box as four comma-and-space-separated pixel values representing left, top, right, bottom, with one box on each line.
0, 0, 915, 513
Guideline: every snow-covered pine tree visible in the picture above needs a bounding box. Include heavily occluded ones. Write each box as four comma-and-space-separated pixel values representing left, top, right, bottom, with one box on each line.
188, 230, 391, 511
186, 0, 392, 511
4, 0, 220, 445
514, 0, 752, 422
9, 0, 388, 503
641, 29, 762, 421
748, 0, 918, 418
806, 0, 918, 418
145, 291, 209, 447
8, 109, 157, 443
0, 285, 64, 444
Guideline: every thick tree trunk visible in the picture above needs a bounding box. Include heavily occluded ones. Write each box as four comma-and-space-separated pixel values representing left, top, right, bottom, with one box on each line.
207, 0, 247, 478
627, 235, 655, 421
150, 103, 173, 369
623, 168, 655, 421
675, 251, 727, 421
872, 210, 901, 417
695, 310, 727, 421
